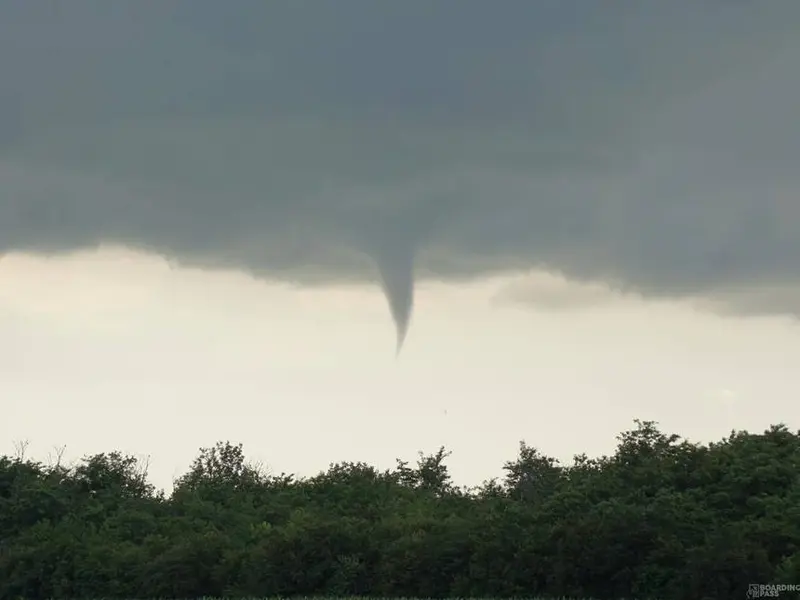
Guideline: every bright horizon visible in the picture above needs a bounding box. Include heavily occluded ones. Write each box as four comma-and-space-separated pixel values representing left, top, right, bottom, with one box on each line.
3, 247, 798, 493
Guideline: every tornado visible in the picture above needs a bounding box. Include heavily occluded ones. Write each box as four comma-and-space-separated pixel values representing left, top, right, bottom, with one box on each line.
376, 245, 415, 355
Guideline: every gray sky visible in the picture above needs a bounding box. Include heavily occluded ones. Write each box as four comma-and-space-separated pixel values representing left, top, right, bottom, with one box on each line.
2, 2, 799, 491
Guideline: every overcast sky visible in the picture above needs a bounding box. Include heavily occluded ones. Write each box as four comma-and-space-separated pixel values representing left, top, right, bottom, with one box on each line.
2, 1, 799, 491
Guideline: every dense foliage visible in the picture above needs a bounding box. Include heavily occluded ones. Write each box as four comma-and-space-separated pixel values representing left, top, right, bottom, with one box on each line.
1, 420, 799, 600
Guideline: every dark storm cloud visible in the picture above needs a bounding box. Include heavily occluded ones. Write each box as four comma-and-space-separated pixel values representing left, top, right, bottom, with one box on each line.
2, 1, 800, 347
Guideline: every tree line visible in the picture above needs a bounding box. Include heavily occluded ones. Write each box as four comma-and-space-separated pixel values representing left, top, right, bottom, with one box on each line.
1, 419, 799, 600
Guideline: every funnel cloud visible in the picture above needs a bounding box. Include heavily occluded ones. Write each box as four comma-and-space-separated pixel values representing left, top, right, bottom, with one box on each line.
1, 1, 800, 348
376, 245, 415, 354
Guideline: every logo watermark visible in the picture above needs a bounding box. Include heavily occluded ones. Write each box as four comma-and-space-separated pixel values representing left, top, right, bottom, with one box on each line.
748, 583, 800, 598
